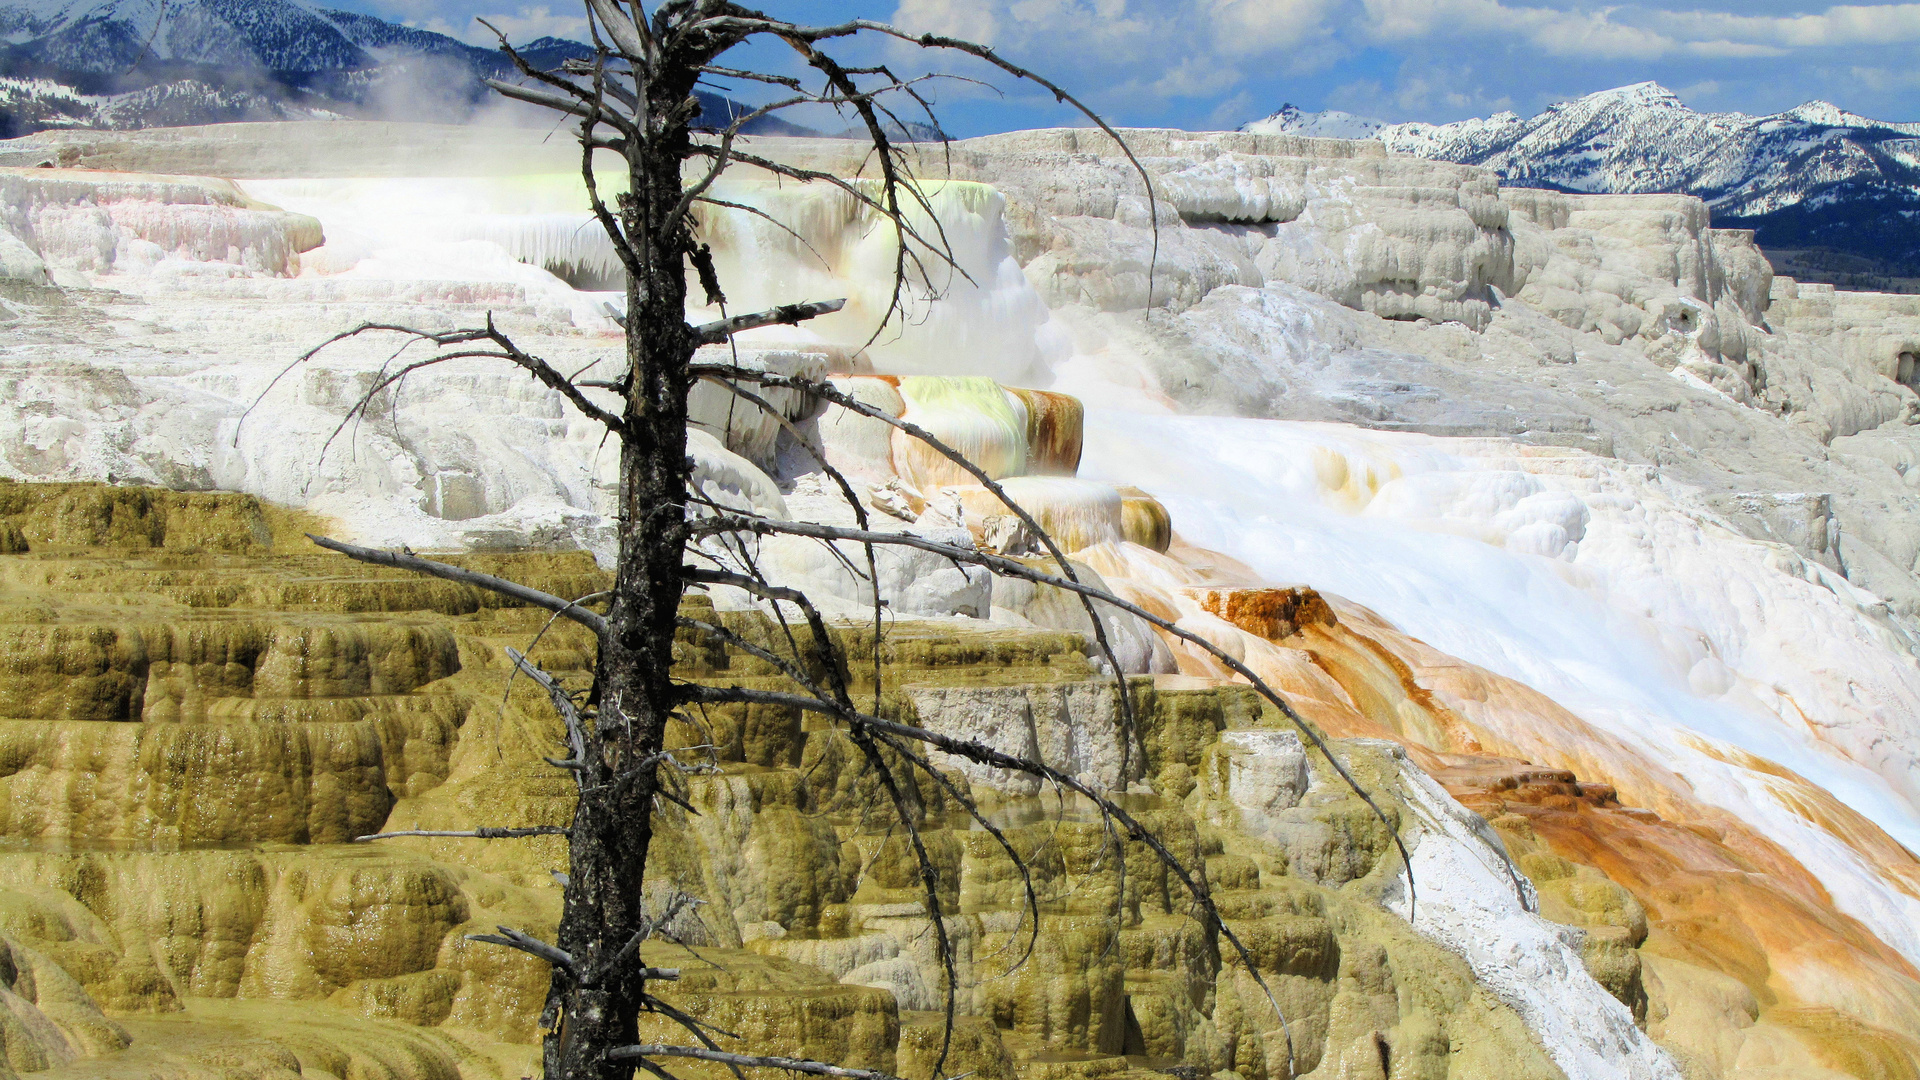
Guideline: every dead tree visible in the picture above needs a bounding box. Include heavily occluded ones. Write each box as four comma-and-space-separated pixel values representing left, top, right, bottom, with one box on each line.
265, 3, 1412, 1077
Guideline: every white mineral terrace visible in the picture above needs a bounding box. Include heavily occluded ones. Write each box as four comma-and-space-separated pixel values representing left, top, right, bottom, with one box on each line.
5, 122, 1920, 1073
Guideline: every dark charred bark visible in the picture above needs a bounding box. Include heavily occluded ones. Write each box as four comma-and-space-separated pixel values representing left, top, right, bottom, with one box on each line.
543, 44, 706, 1080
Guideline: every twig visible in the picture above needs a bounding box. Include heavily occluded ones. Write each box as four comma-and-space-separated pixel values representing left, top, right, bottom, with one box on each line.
507, 647, 592, 786
467, 926, 578, 977
608, 1046, 909, 1080
308, 535, 607, 637
355, 826, 568, 841
693, 299, 846, 344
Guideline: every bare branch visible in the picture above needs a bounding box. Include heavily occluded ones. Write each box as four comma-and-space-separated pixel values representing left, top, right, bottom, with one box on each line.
593, 891, 705, 987
562, 58, 640, 110
307, 535, 608, 637
501, 591, 612, 715
848, 724, 959, 1078
483, 77, 600, 119
675, 85, 853, 226
638, 996, 752, 1080
235, 322, 477, 444
679, 616, 816, 693
689, 146, 960, 286
697, 64, 803, 90
870, 729, 1041, 977
468, 926, 578, 976
682, 567, 853, 706
248, 320, 625, 453
776, 36, 947, 345
507, 647, 592, 779
354, 826, 569, 841
649, 783, 701, 815
692, 196, 833, 272
578, 79, 644, 279
474, 313, 627, 430
477, 20, 640, 138
609, 1046, 909, 1080
692, 298, 847, 344
583, 0, 652, 65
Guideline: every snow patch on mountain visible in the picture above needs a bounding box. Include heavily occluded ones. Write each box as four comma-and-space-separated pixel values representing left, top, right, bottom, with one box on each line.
1247, 83, 1920, 219
0, 0, 378, 72
1, 74, 344, 134
1242, 103, 1386, 141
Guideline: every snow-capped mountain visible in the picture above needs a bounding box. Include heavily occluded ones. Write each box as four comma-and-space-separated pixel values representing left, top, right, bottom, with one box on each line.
0, 72, 341, 132
0, 0, 821, 137
1247, 83, 1920, 280
0, 0, 407, 72
0, 0, 559, 131
1246, 103, 1387, 142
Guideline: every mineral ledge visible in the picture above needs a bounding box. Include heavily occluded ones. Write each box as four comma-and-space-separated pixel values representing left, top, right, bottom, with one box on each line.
0, 121, 1915, 1079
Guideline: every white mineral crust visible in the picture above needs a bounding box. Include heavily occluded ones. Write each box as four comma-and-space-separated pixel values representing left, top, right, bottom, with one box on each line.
7, 122, 1920, 1072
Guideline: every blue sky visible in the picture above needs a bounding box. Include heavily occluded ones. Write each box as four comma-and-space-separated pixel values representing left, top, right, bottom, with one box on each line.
336, 0, 1920, 135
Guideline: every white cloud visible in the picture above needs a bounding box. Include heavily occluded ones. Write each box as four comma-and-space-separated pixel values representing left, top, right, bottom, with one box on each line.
1206, 88, 1256, 126
459, 4, 587, 45
892, 0, 1003, 45
1657, 4, 1920, 48
1850, 64, 1920, 91
408, 15, 465, 36
888, 0, 1197, 103
1204, 0, 1345, 56
1147, 56, 1247, 97
1385, 65, 1513, 115
1683, 39, 1790, 58
1324, 76, 1388, 114
1357, 0, 1920, 63
1360, 0, 1673, 60
366, 0, 443, 22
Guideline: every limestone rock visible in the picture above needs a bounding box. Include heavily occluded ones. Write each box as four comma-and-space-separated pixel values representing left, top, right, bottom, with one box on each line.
744, 526, 991, 619
688, 426, 788, 521
0, 497, 1693, 1077
7, 110, 1920, 1078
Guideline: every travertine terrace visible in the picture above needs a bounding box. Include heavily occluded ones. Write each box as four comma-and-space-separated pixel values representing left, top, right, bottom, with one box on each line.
0, 120, 1917, 1078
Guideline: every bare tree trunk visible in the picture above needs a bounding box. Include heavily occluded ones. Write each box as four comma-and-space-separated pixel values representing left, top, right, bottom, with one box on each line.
546, 70, 701, 1080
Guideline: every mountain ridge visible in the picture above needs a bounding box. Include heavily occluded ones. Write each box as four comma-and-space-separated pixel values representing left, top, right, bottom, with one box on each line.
1248, 83, 1920, 284
0, 0, 831, 134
